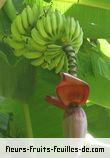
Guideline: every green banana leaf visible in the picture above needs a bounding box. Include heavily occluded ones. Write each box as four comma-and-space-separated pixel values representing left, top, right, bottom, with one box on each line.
78, 40, 110, 109
29, 68, 63, 137
53, 0, 110, 39
0, 50, 36, 101
65, 4, 110, 38
84, 104, 110, 138
54, 0, 110, 10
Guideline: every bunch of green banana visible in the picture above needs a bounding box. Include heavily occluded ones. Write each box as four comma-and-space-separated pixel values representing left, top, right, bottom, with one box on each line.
29, 9, 83, 75
8, 3, 83, 75
7, 3, 44, 57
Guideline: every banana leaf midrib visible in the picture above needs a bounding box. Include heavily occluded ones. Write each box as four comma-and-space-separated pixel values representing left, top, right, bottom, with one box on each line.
54, 0, 110, 10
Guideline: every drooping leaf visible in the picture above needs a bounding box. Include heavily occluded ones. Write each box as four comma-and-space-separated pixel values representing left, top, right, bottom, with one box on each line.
53, 0, 110, 39
78, 39, 110, 81
98, 39, 110, 58
65, 4, 110, 38
80, 74, 110, 109
84, 104, 110, 137
77, 39, 110, 109
91, 53, 110, 80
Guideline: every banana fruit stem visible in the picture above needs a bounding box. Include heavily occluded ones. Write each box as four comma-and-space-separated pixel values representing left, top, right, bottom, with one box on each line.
3, 0, 17, 21
63, 45, 77, 76
23, 103, 34, 138
63, 45, 87, 138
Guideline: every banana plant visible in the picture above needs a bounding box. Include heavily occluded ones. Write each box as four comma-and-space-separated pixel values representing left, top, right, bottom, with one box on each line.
0, 0, 110, 138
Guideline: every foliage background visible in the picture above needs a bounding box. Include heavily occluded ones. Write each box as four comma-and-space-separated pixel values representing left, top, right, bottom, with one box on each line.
0, 0, 110, 137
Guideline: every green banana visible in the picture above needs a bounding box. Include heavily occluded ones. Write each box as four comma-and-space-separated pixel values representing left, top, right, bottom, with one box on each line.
45, 49, 60, 56
53, 53, 64, 67
12, 47, 27, 57
31, 28, 46, 45
23, 50, 42, 59
21, 8, 29, 30
65, 17, 71, 41
45, 52, 62, 67
41, 62, 49, 69
32, 4, 39, 19
44, 49, 61, 63
44, 13, 53, 37
28, 38, 47, 52
55, 54, 65, 73
11, 21, 22, 41
71, 20, 81, 42
15, 15, 26, 35
26, 5, 34, 26
72, 28, 83, 46
7, 37, 25, 50
47, 44, 61, 50
36, 17, 51, 40
46, 53, 63, 70
14, 49, 23, 57
69, 17, 76, 40
31, 56, 44, 66
48, 60, 56, 70
50, 12, 57, 36
55, 10, 64, 35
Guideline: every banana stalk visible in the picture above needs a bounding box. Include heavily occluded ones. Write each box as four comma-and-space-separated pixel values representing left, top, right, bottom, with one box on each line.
62, 54, 88, 138
0, 0, 6, 10
3, 0, 17, 21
